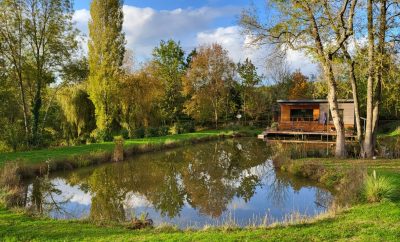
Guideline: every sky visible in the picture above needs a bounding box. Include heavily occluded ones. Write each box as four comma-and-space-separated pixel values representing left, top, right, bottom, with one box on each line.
72, 0, 317, 77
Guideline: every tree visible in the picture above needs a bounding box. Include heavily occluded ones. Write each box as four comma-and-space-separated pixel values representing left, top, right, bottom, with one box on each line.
0, 0, 78, 147
152, 40, 186, 123
241, 0, 357, 157
57, 85, 96, 141
0, 0, 29, 143
88, 0, 125, 136
237, 58, 262, 121
25, 0, 78, 146
288, 71, 311, 100
119, 63, 164, 136
183, 44, 236, 128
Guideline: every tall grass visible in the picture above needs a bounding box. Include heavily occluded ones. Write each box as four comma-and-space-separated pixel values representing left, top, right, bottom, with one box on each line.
364, 170, 396, 203
0, 163, 24, 208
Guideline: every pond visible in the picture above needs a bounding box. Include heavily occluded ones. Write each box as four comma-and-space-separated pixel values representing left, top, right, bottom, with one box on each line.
22, 138, 334, 228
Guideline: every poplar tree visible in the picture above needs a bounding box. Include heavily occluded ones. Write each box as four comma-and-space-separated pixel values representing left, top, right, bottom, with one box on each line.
88, 0, 125, 137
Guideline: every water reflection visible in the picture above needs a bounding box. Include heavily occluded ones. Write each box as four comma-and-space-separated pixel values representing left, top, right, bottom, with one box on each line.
22, 138, 334, 227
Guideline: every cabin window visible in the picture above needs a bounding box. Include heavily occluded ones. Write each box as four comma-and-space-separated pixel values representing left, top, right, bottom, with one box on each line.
290, 109, 314, 121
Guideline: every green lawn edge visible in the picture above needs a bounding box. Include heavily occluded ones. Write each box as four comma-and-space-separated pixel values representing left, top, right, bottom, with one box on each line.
0, 128, 262, 167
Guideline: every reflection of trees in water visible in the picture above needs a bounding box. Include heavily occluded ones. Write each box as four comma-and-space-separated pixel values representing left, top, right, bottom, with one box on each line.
27, 139, 332, 222
88, 165, 127, 222
270, 168, 333, 210
28, 177, 71, 216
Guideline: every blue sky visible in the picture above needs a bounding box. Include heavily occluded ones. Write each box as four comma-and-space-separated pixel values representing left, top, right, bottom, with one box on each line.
72, 0, 316, 76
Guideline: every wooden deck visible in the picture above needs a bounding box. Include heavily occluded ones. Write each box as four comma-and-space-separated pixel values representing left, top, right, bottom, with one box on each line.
257, 121, 357, 143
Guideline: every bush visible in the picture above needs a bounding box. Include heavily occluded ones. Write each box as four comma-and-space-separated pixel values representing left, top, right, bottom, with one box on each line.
180, 122, 195, 133
364, 171, 396, 203
145, 127, 159, 137
133, 127, 145, 138
120, 129, 130, 139
94, 129, 113, 142
159, 126, 170, 136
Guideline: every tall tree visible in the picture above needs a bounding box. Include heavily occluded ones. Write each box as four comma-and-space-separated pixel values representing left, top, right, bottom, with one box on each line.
88, 0, 125, 136
1, 0, 78, 146
237, 58, 262, 121
241, 0, 357, 157
0, 0, 30, 143
183, 43, 236, 128
152, 40, 186, 123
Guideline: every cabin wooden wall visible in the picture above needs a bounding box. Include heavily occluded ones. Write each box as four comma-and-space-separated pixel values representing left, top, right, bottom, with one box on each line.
319, 103, 355, 126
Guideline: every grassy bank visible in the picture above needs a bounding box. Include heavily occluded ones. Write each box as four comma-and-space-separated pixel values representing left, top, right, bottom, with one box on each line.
0, 128, 261, 169
1, 158, 399, 241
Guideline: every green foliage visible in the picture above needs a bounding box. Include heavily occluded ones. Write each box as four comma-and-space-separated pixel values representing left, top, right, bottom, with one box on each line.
364, 171, 396, 203
88, 0, 125, 132
145, 127, 160, 138
152, 40, 186, 122
133, 127, 146, 139
57, 85, 96, 141
183, 44, 237, 127
159, 126, 170, 136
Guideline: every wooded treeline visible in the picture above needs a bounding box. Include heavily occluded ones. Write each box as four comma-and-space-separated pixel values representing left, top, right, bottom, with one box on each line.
0, 0, 400, 157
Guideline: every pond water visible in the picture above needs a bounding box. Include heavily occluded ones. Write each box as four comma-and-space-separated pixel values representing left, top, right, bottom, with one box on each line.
22, 138, 334, 228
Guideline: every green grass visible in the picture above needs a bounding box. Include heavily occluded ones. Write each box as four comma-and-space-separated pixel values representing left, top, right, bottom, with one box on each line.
0, 128, 261, 167
1, 159, 400, 241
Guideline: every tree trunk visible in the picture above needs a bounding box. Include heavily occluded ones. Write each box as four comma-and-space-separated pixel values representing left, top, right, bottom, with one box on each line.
31, 81, 42, 146
342, 48, 364, 155
305, 3, 347, 157
363, 0, 375, 158
372, 0, 387, 151
324, 62, 347, 158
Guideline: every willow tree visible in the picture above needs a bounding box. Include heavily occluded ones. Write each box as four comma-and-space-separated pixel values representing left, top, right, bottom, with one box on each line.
88, 0, 125, 135
241, 0, 357, 157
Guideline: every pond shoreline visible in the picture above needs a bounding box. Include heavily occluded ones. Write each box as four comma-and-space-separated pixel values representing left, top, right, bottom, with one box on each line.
4, 130, 259, 179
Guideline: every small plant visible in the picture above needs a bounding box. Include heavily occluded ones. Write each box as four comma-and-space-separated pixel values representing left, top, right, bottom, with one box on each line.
270, 122, 279, 130
364, 170, 395, 203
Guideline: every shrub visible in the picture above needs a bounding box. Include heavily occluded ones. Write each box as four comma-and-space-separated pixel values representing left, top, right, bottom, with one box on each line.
181, 122, 196, 133
93, 129, 113, 142
133, 127, 145, 138
145, 127, 160, 137
120, 129, 130, 139
364, 171, 395, 203
159, 126, 170, 136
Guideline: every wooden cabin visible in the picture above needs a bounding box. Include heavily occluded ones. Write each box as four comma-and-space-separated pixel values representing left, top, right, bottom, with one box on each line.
259, 99, 356, 142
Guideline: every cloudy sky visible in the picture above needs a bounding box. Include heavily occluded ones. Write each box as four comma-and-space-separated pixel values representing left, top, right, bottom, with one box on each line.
72, 0, 317, 77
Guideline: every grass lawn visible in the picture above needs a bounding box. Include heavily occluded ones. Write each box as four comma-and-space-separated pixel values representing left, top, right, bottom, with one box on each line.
0, 128, 261, 167
0, 159, 400, 241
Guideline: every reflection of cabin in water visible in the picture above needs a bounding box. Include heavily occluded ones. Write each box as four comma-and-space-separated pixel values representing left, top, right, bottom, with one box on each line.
259, 99, 356, 143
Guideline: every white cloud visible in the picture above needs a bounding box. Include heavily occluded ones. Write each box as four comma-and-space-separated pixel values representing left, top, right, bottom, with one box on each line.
286, 49, 318, 77
73, 5, 241, 61
196, 26, 318, 78
73, 9, 90, 34
72, 5, 317, 76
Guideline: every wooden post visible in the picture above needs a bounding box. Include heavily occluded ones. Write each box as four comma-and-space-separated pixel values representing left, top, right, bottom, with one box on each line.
113, 136, 124, 162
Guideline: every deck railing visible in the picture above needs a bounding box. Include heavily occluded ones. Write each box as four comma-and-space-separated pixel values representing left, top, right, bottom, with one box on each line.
278, 121, 332, 132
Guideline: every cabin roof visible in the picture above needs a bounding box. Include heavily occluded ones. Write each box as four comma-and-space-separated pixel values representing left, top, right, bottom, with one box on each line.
277, 99, 354, 104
